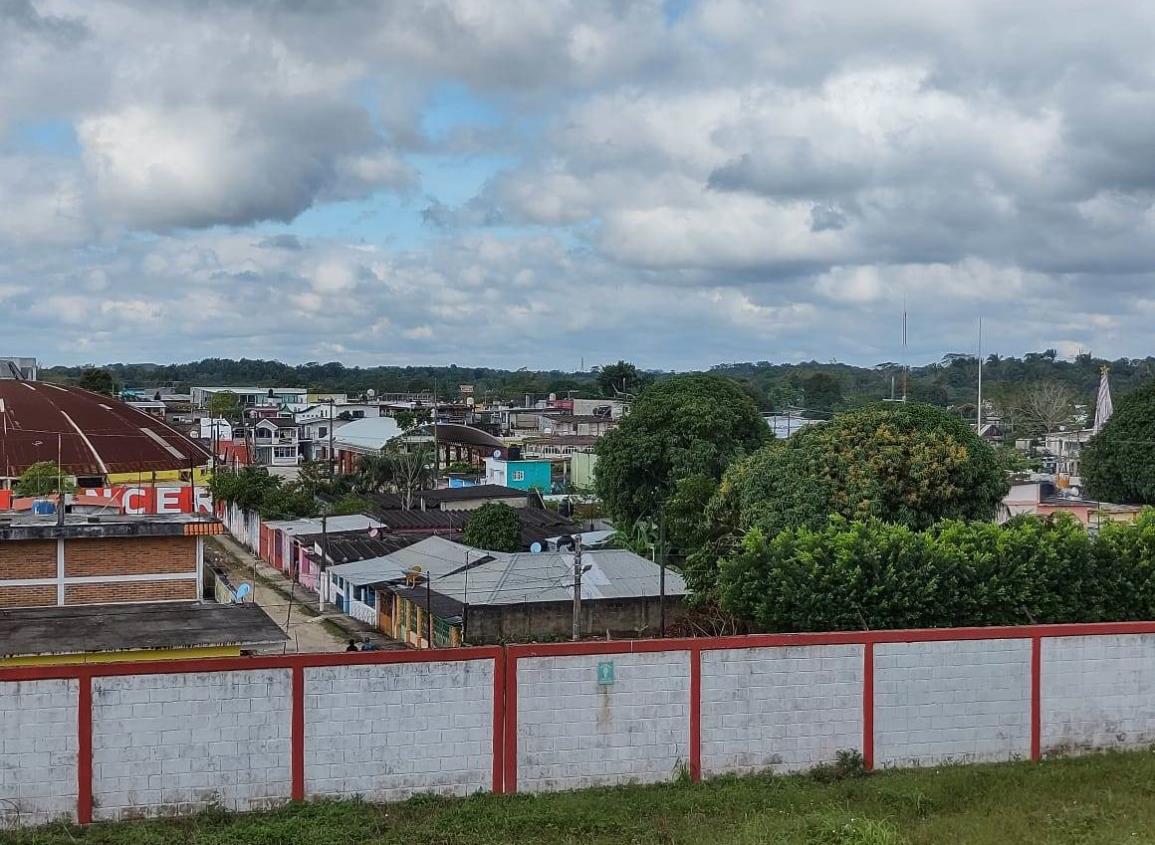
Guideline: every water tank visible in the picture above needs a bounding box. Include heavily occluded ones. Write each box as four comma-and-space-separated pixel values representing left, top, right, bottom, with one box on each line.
31, 499, 56, 515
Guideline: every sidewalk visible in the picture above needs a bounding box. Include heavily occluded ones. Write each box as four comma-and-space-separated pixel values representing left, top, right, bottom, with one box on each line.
206, 534, 402, 653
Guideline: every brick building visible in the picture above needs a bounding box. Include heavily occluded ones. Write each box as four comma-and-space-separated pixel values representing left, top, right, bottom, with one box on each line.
0, 513, 221, 609
0, 513, 285, 665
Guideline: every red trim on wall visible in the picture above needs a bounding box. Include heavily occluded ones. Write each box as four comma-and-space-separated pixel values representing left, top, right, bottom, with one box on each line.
503, 651, 519, 794
1030, 636, 1042, 762
491, 650, 506, 794
0, 645, 504, 684
291, 666, 305, 801
76, 673, 93, 825
689, 646, 701, 782
862, 642, 874, 772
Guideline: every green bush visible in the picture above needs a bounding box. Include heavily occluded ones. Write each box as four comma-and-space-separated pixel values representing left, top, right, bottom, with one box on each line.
718, 512, 1155, 632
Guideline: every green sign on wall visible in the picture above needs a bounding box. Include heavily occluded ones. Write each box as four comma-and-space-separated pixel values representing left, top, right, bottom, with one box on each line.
597, 661, 615, 685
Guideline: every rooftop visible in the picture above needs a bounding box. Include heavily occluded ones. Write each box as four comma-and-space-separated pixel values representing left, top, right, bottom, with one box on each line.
0, 382, 212, 478
0, 512, 222, 541
0, 601, 287, 658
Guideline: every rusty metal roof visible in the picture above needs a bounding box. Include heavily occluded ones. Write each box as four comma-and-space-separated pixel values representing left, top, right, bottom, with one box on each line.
0, 382, 211, 478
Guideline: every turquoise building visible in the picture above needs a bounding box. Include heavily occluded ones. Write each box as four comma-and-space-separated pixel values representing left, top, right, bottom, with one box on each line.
484, 456, 553, 491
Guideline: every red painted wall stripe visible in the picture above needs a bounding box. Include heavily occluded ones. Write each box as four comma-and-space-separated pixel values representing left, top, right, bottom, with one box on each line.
491, 653, 505, 794
1031, 636, 1042, 762
689, 646, 701, 782
76, 674, 93, 825
291, 666, 305, 801
503, 653, 519, 794
863, 642, 874, 772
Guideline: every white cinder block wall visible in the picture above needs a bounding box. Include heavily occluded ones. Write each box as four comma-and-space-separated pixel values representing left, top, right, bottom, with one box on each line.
91, 670, 293, 820
1042, 634, 1155, 754
0, 679, 79, 828
700, 645, 863, 776
304, 660, 495, 802
516, 651, 690, 792
874, 639, 1032, 767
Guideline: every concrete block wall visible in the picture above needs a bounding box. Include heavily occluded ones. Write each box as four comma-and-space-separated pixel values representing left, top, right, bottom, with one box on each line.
515, 650, 691, 792
1042, 634, 1155, 754
0, 679, 78, 828
13, 625, 1155, 826
91, 670, 293, 820
304, 660, 495, 802
874, 639, 1032, 767
700, 644, 863, 776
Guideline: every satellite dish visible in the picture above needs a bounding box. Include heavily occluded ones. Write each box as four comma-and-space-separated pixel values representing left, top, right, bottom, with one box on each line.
366, 388, 376, 398
530, 542, 543, 554
368, 527, 380, 538
493, 448, 502, 459
235, 582, 252, 602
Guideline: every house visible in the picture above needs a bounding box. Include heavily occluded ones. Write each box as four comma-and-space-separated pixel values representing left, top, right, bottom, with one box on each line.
360, 536, 689, 647
332, 416, 402, 473
258, 513, 384, 591
999, 479, 1141, 530
484, 454, 552, 491
535, 412, 617, 437
764, 413, 819, 439
251, 417, 301, 466
974, 422, 1005, 443
190, 386, 308, 409
0, 512, 286, 664
1043, 428, 1096, 480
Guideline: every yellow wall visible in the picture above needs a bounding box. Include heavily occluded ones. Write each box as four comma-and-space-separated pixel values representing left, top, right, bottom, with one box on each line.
0, 645, 240, 668
105, 467, 211, 485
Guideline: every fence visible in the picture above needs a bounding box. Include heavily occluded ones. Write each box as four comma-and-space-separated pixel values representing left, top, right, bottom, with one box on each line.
4, 622, 1155, 827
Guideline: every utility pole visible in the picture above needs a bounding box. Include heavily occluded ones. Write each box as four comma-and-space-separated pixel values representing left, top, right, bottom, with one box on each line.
976, 317, 984, 432
318, 513, 328, 613
571, 534, 584, 641
426, 572, 433, 648
658, 508, 666, 637
56, 433, 64, 526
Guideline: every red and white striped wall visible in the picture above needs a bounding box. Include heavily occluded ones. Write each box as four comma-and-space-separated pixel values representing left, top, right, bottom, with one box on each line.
4, 622, 1155, 827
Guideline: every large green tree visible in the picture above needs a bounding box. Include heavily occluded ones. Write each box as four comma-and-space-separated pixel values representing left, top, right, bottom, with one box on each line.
1083, 381, 1155, 503
684, 402, 1008, 595
594, 374, 770, 533
596, 360, 644, 397
77, 368, 116, 395
463, 502, 522, 552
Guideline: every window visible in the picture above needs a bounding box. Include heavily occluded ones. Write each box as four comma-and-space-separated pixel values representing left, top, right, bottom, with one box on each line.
512, 470, 526, 482
274, 446, 296, 459
318, 427, 327, 438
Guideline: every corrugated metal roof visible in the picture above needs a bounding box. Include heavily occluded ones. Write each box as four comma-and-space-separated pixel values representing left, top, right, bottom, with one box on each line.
0, 382, 211, 478
353, 536, 687, 606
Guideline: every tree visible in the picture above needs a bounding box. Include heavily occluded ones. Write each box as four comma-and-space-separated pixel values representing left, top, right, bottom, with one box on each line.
800, 373, 842, 415
77, 368, 116, 395
326, 495, 374, 516
462, 502, 522, 552
354, 444, 434, 509
594, 374, 771, 532
15, 461, 75, 496
684, 402, 1008, 595
1018, 381, 1076, 434
597, 360, 643, 398
207, 390, 243, 421
1083, 381, 1155, 503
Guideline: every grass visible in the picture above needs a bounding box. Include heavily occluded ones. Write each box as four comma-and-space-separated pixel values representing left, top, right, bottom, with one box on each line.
7, 750, 1155, 845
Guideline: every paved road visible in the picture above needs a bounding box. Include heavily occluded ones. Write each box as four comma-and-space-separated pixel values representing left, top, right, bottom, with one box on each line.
205, 534, 401, 653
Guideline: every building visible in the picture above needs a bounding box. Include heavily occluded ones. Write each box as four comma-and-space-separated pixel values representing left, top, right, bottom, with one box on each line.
484, 455, 552, 491
764, 413, 819, 439
1044, 428, 1095, 480
1000, 479, 1141, 530
251, 418, 301, 466
0, 512, 285, 664
0, 382, 212, 488
190, 386, 307, 409
125, 400, 167, 419
344, 536, 688, 646
0, 356, 38, 380
332, 416, 403, 473
535, 412, 617, 437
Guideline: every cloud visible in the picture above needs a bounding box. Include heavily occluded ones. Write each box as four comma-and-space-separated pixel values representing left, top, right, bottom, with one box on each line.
2, 1, 1155, 369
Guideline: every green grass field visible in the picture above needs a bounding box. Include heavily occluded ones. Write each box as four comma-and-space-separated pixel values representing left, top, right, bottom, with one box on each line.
6, 750, 1155, 845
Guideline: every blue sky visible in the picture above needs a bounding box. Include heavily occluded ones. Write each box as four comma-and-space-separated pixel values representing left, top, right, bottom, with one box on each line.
2, 1, 1154, 371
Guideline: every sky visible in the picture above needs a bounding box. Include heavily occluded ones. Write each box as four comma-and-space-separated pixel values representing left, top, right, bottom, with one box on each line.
3, 1, 1155, 372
